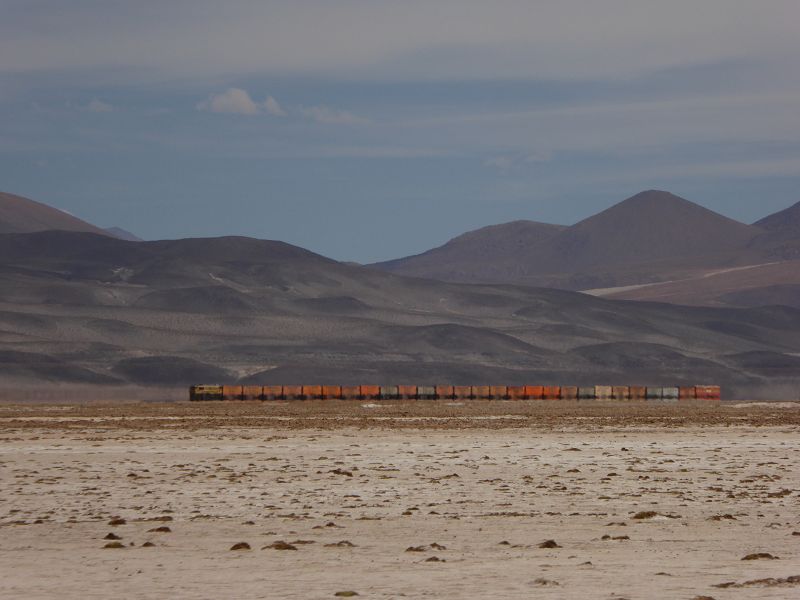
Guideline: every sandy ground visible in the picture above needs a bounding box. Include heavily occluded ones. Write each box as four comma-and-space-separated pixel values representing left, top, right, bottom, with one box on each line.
1, 401, 799, 599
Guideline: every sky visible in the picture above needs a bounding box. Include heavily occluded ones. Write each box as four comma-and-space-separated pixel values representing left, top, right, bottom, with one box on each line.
1, 1, 800, 262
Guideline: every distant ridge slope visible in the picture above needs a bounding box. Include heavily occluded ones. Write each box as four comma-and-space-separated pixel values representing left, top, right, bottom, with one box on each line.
754, 199, 800, 232
0, 191, 110, 236
373, 220, 565, 282
105, 226, 143, 241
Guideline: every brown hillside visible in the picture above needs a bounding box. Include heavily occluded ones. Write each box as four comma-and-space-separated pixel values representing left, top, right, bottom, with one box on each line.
0, 191, 110, 236
373, 220, 565, 282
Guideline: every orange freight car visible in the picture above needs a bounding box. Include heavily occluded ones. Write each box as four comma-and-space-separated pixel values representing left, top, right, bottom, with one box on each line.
241, 385, 262, 401
453, 385, 472, 400
695, 385, 721, 401
322, 385, 342, 399
263, 385, 283, 400
507, 386, 527, 400
524, 385, 544, 400
302, 385, 323, 399
436, 385, 455, 399
679, 386, 695, 401
470, 385, 490, 399
398, 385, 417, 399
222, 385, 243, 401
489, 385, 508, 399
360, 385, 381, 400
341, 385, 360, 399
542, 386, 560, 400
283, 385, 303, 400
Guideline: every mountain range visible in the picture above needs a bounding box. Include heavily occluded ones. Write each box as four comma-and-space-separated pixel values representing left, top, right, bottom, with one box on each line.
372, 190, 800, 308
0, 189, 798, 396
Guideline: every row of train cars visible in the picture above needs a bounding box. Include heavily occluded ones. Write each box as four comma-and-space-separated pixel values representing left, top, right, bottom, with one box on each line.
189, 384, 721, 402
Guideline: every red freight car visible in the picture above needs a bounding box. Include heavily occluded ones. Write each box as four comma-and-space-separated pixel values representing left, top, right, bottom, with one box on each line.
611, 386, 629, 401
679, 386, 696, 401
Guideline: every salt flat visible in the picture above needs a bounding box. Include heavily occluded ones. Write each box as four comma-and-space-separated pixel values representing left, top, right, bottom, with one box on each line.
1, 402, 799, 599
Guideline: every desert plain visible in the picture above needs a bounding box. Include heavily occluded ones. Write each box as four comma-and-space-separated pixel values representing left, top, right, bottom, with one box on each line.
1, 400, 799, 599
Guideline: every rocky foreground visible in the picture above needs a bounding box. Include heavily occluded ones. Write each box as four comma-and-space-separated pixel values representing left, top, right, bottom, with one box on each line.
1, 401, 799, 599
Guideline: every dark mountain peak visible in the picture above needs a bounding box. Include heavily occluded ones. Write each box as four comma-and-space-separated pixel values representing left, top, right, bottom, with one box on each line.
582, 189, 742, 225
0, 191, 110, 236
754, 199, 800, 232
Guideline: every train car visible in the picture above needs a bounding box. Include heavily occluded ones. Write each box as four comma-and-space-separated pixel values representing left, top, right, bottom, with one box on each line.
222, 385, 243, 401
578, 386, 595, 400
560, 386, 578, 401
611, 386, 629, 401
283, 385, 303, 400
542, 386, 561, 400
661, 387, 679, 403
302, 385, 323, 400
507, 385, 527, 400
380, 385, 399, 399
645, 387, 662, 401
263, 385, 283, 400
471, 385, 491, 399
322, 385, 342, 400
190, 385, 223, 401
436, 385, 455, 400
595, 385, 613, 400
418, 385, 436, 400
453, 385, 472, 400
679, 386, 696, 401
524, 385, 544, 400
360, 385, 381, 400
489, 385, 508, 400
629, 386, 646, 401
241, 385, 263, 401
695, 385, 721, 401
398, 385, 418, 399
341, 385, 360, 399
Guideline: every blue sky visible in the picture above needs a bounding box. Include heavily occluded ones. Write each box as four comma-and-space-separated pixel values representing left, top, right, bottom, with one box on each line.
1, 1, 800, 262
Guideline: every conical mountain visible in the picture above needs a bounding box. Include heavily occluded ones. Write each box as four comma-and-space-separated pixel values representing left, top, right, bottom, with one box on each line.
539, 190, 760, 272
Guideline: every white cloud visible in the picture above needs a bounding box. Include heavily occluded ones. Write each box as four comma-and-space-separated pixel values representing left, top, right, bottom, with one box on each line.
263, 95, 286, 117
197, 88, 287, 117
298, 105, 370, 125
86, 98, 113, 112
197, 87, 260, 115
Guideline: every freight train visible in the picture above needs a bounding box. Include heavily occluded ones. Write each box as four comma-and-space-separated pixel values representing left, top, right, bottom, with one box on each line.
189, 384, 721, 402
